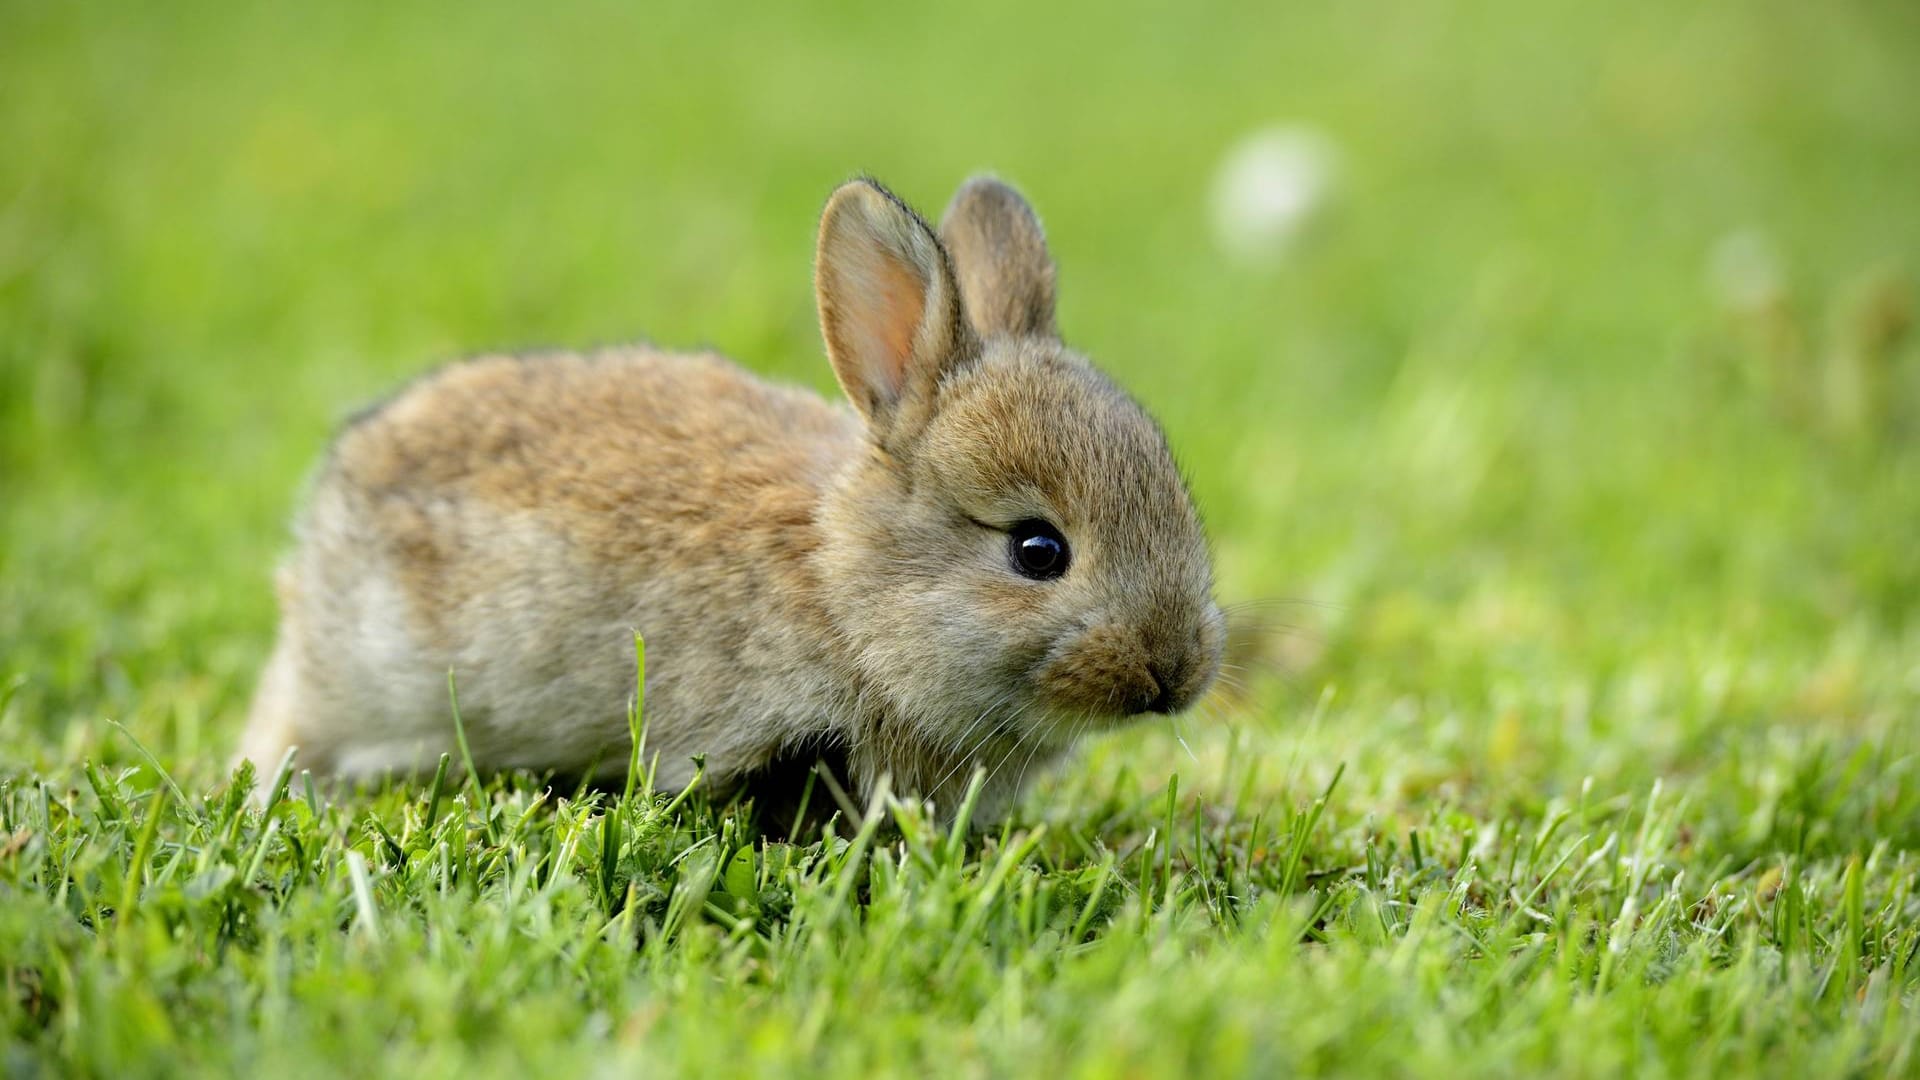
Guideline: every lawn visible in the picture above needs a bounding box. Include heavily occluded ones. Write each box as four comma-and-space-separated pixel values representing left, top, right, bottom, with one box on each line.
4, 2, 1920, 1075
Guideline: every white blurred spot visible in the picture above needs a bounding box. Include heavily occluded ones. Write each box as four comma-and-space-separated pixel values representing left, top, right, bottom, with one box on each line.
1210, 126, 1339, 264
1707, 228, 1785, 312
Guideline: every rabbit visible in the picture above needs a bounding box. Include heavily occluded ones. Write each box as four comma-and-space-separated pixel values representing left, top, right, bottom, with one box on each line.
236, 175, 1225, 824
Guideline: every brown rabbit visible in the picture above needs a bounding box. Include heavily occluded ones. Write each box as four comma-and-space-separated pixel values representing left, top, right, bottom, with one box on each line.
237, 176, 1224, 822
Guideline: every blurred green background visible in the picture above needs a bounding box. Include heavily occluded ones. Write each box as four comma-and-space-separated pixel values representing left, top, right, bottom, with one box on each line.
2, 0, 1917, 822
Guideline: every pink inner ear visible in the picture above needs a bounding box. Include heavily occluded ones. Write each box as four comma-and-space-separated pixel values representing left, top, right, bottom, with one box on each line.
852, 252, 925, 401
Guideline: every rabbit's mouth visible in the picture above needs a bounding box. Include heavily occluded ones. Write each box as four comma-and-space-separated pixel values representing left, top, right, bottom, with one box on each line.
1036, 641, 1213, 718
1027, 614, 1224, 722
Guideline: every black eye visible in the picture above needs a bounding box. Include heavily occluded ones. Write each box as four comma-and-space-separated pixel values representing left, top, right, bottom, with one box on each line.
1007, 519, 1070, 580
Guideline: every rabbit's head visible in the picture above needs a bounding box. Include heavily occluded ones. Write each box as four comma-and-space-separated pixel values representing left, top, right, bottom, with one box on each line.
813, 177, 1223, 771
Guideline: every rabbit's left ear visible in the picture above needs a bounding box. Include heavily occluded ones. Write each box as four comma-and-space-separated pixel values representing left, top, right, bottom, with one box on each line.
939, 176, 1057, 339
816, 178, 975, 447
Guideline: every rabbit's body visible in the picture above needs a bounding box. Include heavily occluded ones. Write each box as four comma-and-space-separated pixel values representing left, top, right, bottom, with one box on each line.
241, 177, 1223, 821
242, 349, 864, 794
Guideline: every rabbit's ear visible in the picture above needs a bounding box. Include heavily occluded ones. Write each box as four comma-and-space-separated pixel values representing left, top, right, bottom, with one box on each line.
816, 179, 975, 445
938, 176, 1056, 339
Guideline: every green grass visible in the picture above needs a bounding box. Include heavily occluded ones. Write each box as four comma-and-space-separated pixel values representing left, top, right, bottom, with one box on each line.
5, 1, 1920, 1075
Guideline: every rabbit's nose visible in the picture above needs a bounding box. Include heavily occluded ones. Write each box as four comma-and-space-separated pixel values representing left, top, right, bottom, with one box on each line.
1142, 662, 1182, 715
1145, 629, 1220, 715
1144, 681, 1176, 715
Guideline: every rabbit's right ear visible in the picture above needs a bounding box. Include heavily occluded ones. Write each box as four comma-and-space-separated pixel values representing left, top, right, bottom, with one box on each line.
816, 179, 975, 449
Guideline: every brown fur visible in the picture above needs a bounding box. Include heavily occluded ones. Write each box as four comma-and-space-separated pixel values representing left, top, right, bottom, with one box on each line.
238, 176, 1222, 823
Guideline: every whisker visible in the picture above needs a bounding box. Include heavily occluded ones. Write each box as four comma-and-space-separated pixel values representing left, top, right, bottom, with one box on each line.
1224, 617, 1326, 642
1194, 697, 1244, 736
1011, 712, 1069, 800
1222, 597, 1345, 613
946, 688, 1016, 760
980, 703, 1040, 802
929, 692, 1020, 797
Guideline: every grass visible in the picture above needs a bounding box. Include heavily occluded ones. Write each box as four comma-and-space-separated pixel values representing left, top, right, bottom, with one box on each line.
4, 1, 1920, 1075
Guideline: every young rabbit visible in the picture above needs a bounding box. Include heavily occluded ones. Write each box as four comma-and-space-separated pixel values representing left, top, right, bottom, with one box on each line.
237, 176, 1224, 822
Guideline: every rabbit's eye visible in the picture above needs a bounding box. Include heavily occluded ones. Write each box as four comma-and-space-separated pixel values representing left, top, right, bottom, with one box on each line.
1008, 520, 1070, 581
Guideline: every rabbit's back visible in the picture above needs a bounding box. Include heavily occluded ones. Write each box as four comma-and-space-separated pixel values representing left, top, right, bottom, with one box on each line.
245, 349, 863, 785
